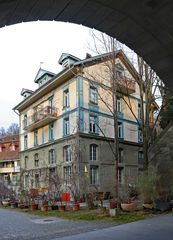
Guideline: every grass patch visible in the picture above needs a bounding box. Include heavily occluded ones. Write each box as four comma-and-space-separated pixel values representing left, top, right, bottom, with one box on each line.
0, 205, 154, 224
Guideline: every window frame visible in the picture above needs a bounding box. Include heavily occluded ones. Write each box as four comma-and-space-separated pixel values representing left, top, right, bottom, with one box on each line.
64, 166, 72, 183
63, 88, 70, 108
63, 145, 72, 162
49, 149, 56, 165
90, 144, 97, 161
64, 117, 70, 136
90, 165, 99, 185
89, 114, 98, 134
89, 85, 98, 105
34, 153, 39, 167
118, 122, 123, 138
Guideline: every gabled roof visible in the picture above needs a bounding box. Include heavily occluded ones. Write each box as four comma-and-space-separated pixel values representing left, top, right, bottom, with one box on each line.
34, 68, 55, 83
58, 53, 81, 65
14, 50, 140, 112
74, 50, 140, 82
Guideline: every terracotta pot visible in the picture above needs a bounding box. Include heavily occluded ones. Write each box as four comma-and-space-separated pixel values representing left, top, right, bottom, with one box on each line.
121, 202, 137, 212
30, 203, 38, 211
41, 205, 48, 211
143, 203, 154, 210
109, 201, 117, 209
72, 203, 80, 211
2, 200, 10, 207
58, 204, 66, 212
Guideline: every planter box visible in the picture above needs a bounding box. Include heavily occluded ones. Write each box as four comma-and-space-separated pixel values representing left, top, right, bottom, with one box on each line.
121, 202, 137, 212
41, 205, 48, 211
143, 203, 154, 210
2, 200, 10, 207
30, 203, 38, 211
58, 205, 66, 212
72, 203, 80, 211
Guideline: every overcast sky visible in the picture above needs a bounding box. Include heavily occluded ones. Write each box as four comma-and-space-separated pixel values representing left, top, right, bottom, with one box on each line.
0, 21, 92, 129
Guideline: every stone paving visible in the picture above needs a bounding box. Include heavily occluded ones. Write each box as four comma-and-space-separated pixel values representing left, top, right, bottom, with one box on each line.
0, 208, 117, 240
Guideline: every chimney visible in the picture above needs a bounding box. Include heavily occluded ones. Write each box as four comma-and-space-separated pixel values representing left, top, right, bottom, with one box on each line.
85, 53, 92, 59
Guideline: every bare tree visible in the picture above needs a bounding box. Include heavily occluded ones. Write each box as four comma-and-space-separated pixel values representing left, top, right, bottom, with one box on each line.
85, 30, 163, 197
6, 123, 19, 135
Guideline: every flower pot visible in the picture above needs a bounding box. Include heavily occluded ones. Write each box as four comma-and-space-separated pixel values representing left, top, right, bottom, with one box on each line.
72, 203, 80, 211
18, 203, 25, 209
143, 203, 154, 210
11, 202, 18, 208
52, 205, 58, 210
109, 201, 117, 209
30, 203, 38, 211
2, 200, 10, 207
41, 205, 48, 211
58, 204, 66, 212
121, 202, 137, 212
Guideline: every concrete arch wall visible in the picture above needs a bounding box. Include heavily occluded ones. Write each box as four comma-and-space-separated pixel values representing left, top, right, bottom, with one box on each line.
1, 0, 173, 90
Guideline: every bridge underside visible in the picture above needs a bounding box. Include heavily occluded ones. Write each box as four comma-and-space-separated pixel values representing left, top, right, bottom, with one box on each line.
1, 0, 173, 90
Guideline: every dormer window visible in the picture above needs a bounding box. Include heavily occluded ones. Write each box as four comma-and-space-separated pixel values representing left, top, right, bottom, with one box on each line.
58, 53, 81, 69
34, 69, 55, 88
63, 60, 69, 68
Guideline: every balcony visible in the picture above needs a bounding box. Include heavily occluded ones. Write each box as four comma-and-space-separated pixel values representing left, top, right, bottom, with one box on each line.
23, 106, 58, 131
117, 76, 135, 94
0, 167, 15, 173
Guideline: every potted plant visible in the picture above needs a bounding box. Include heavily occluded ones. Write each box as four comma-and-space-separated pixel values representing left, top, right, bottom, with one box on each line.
120, 185, 138, 212
41, 199, 49, 211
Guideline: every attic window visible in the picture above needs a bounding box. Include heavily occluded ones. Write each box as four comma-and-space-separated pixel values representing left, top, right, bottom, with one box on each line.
63, 60, 69, 68
116, 64, 124, 77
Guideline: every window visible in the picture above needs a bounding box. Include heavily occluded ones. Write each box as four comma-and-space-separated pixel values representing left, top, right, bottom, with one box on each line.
34, 153, 39, 167
117, 98, 122, 112
49, 149, 56, 165
49, 123, 54, 141
116, 63, 124, 77
24, 114, 27, 128
118, 122, 123, 138
64, 117, 70, 136
89, 85, 98, 104
118, 148, 124, 163
25, 175, 29, 188
24, 135, 28, 149
90, 165, 99, 184
64, 166, 72, 183
24, 156, 28, 169
118, 168, 124, 184
34, 130, 38, 146
63, 145, 71, 162
138, 103, 142, 119
90, 144, 97, 161
138, 128, 143, 142
48, 96, 53, 114
35, 174, 39, 188
63, 88, 70, 108
138, 151, 144, 165
89, 115, 98, 133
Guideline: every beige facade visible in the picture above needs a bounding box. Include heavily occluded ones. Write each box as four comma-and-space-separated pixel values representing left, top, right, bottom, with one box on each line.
14, 51, 145, 198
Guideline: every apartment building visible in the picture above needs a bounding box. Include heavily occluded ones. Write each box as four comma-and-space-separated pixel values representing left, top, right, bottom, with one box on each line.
14, 51, 147, 197
0, 135, 20, 190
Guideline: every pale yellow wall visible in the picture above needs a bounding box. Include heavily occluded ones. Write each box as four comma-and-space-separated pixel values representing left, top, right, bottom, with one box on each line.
124, 122, 138, 142
20, 78, 78, 151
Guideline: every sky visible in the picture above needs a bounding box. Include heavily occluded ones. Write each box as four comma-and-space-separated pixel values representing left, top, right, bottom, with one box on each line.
0, 21, 92, 129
